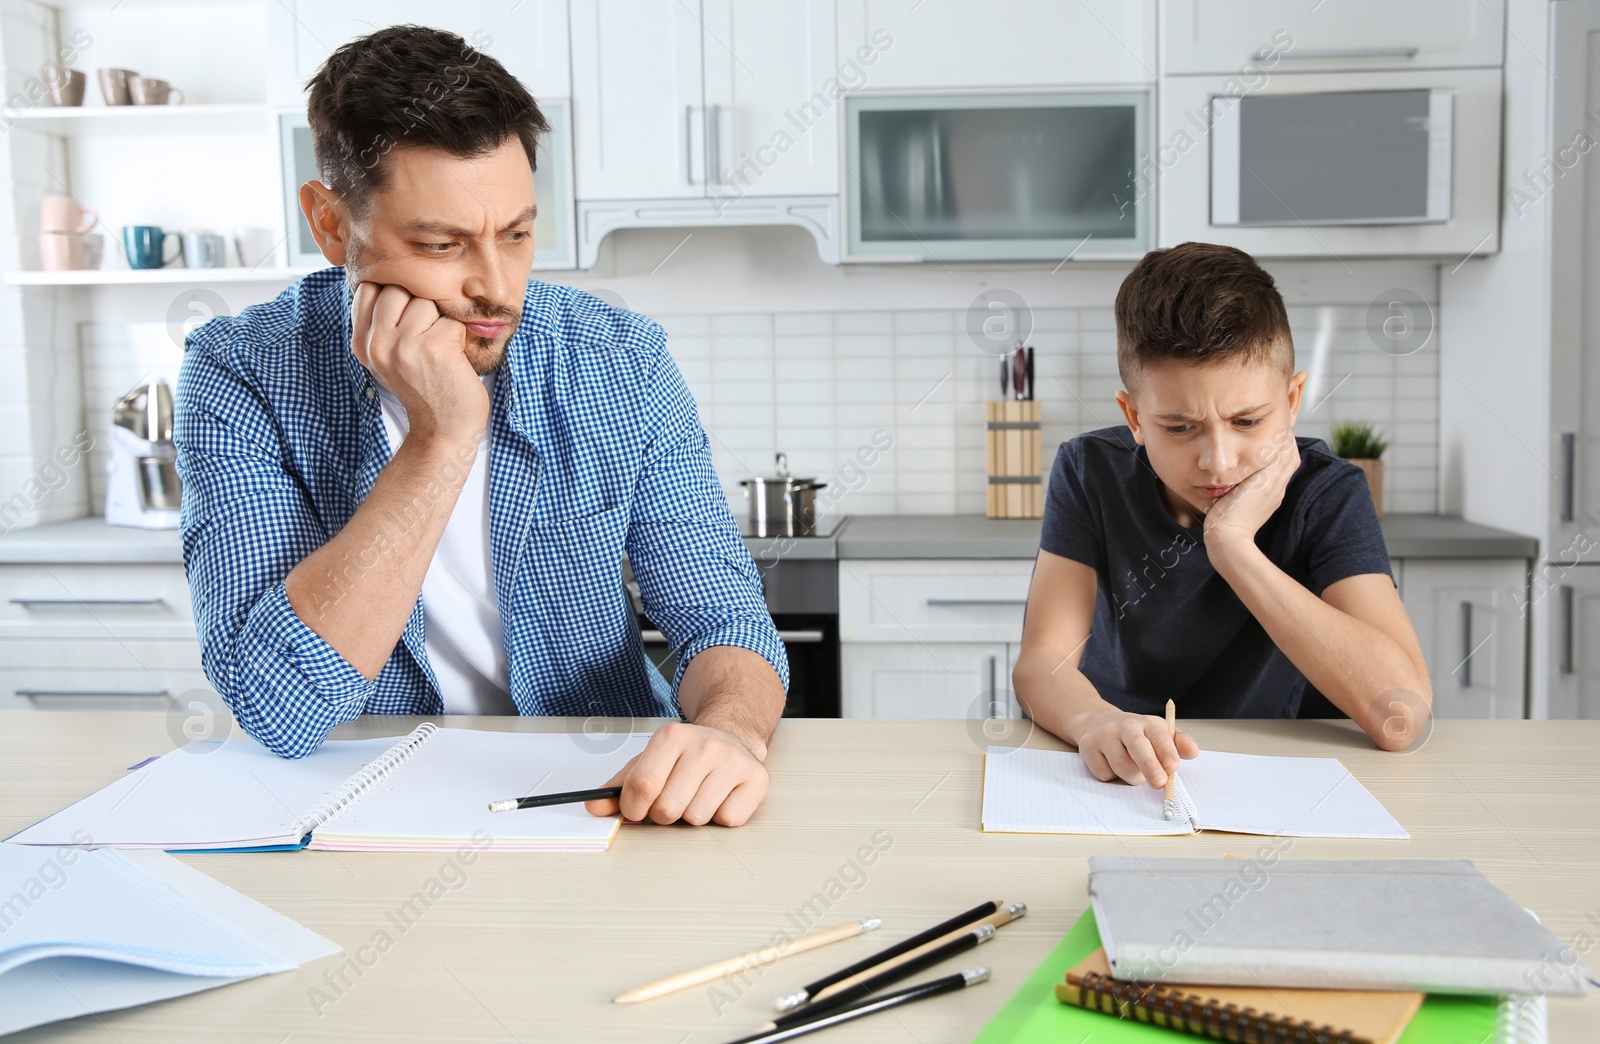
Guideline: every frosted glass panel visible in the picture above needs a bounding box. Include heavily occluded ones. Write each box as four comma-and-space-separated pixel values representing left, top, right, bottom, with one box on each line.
857, 104, 1137, 243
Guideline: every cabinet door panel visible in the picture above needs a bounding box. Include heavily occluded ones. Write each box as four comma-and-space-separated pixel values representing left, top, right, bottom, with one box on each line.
702, 0, 838, 197
841, 642, 1007, 719
1550, 567, 1600, 720
838, 560, 1033, 644
571, 0, 706, 200
1399, 559, 1527, 719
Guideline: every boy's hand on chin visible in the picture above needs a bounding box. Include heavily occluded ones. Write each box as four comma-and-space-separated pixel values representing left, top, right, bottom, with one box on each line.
1202, 431, 1301, 548
1074, 707, 1199, 788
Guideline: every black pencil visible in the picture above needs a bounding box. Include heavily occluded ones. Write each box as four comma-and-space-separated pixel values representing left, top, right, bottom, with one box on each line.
772, 899, 998, 1011
723, 968, 989, 1044
768, 924, 993, 1030
487, 786, 622, 812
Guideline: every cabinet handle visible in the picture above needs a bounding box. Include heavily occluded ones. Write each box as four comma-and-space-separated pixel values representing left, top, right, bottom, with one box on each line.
18, 688, 170, 698
684, 105, 696, 185
926, 598, 1028, 607
988, 654, 1001, 720
1254, 46, 1420, 61
1458, 601, 1473, 689
1561, 432, 1576, 523
638, 628, 823, 644
709, 103, 723, 185
1561, 584, 1575, 675
11, 597, 165, 607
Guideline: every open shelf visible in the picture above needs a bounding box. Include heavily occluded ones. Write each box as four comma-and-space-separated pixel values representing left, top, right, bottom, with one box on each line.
5, 103, 274, 137
4, 267, 317, 286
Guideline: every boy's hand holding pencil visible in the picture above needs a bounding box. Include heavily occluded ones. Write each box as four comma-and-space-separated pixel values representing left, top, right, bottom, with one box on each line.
1067, 702, 1198, 789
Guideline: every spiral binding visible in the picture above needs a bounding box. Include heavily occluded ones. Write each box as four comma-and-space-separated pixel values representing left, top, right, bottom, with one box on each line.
292, 722, 439, 838
1172, 775, 1202, 832
1073, 971, 1372, 1044
1495, 994, 1548, 1044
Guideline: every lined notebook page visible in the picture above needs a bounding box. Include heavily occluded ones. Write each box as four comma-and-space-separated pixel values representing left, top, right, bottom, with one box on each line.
981, 747, 1192, 835
5, 735, 396, 849
1181, 751, 1409, 839
311, 728, 652, 851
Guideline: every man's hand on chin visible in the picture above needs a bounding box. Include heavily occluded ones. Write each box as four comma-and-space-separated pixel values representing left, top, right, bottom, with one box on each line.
585, 721, 770, 827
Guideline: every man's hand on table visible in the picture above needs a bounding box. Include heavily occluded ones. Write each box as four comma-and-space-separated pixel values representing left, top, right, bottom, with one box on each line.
585, 721, 769, 827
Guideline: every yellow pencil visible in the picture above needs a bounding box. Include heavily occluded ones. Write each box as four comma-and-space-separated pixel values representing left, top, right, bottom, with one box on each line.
613, 917, 880, 1004
1163, 698, 1177, 821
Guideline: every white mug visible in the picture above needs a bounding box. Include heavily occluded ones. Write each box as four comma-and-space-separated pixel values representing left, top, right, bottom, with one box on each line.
232, 226, 276, 269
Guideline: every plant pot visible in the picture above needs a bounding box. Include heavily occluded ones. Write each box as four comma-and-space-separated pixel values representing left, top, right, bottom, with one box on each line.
1348, 458, 1384, 517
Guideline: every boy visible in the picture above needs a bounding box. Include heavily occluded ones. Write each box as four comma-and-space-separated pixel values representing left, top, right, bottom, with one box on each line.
1012, 243, 1432, 790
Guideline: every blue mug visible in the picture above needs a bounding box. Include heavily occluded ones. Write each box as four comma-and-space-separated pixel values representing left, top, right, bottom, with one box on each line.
122, 225, 182, 270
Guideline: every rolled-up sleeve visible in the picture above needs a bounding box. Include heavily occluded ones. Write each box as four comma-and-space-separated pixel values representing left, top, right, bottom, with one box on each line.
175, 329, 372, 758
623, 342, 790, 693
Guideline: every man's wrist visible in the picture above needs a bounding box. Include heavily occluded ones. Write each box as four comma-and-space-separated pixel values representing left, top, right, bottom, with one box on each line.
691, 714, 770, 762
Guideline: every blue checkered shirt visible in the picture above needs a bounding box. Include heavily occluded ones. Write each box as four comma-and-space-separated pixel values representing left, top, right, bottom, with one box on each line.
175, 268, 787, 758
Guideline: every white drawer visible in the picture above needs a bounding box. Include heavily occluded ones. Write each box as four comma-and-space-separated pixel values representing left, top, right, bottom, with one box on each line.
838, 559, 1034, 643
0, 638, 209, 710
0, 563, 196, 639
841, 642, 1010, 719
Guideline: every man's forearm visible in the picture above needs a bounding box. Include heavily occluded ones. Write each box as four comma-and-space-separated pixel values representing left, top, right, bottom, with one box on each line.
1207, 536, 1429, 746
284, 432, 477, 678
676, 645, 785, 761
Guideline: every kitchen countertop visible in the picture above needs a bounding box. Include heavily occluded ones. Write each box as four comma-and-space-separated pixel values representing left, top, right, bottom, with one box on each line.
0, 512, 1540, 565
836, 513, 1541, 560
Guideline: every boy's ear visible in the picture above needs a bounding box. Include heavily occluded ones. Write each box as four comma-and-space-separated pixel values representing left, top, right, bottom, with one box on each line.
1286, 370, 1308, 427
299, 180, 350, 266
1115, 389, 1145, 445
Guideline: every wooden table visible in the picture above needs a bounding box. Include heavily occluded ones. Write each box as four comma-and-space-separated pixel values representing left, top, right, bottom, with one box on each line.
2, 714, 1597, 1043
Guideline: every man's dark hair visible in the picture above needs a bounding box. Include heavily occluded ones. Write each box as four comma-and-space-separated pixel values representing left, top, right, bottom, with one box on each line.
304, 25, 550, 215
1114, 242, 1293, 392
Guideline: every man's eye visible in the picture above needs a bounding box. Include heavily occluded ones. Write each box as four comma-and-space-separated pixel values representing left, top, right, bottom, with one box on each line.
421, 242, 454, 254
506, 231, 531, 244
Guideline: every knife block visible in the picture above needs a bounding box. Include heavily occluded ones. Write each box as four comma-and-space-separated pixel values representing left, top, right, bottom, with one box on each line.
986, 401, 1042, 519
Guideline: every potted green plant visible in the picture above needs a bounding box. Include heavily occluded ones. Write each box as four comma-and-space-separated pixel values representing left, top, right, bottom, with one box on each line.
1330, 420, 1390, 517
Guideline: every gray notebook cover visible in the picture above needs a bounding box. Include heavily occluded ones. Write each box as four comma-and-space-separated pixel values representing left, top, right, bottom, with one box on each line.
1087, 856, 1589, 996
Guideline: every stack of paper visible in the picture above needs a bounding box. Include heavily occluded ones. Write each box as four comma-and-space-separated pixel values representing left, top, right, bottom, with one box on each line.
0, 844, 337, 1035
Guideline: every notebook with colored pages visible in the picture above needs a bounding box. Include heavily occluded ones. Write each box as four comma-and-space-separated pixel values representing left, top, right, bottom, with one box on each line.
5, 724, 649, 853
981, 746, 1408, 838
973, 909, 1546, 1044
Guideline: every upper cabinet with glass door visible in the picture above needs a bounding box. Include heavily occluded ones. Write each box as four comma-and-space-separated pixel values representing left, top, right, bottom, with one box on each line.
845, 91, 1151, 262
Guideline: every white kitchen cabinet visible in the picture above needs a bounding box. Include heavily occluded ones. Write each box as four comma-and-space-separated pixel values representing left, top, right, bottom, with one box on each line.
279, 0, 572, 103
570, 0, 706, 200
1548, 566, 1600, 720
838, 559, 1032, 644
702, 0, 839, 198
838, 0, 1156, 88
1396, 559, 1528, 719
1161, 0, 1504, 75
841, 641, 1010, 719
572, 0, 838, 202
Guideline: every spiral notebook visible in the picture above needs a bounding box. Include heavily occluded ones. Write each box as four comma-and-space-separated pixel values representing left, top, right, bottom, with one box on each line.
5, 725, 649, 853
974, 910, 1548, 1044
981, 746, 1408, 838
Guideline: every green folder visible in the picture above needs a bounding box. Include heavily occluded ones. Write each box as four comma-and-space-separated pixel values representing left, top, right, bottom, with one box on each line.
975, 909, 1508, 1043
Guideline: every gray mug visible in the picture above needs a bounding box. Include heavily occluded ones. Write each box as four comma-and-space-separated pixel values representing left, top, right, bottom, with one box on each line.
183, 231, 227, 269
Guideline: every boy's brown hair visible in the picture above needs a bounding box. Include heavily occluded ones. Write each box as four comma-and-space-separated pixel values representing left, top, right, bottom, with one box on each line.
1114, 242, 1293, 393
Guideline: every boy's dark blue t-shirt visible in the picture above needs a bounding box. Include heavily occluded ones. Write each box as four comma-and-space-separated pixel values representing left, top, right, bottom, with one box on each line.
1039, 426, 1393, 718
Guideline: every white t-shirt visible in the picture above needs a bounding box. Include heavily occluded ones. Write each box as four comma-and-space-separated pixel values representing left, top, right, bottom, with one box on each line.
375, 374, 516, 714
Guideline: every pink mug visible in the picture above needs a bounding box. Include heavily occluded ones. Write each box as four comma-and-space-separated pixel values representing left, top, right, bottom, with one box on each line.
40, 195, 97, 235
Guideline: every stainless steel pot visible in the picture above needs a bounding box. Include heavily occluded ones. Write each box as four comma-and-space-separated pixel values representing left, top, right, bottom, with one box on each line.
740, 452, 827, 537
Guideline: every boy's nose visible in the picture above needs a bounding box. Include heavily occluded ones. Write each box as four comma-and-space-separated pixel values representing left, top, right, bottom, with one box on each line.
1197, 431, 1239, 478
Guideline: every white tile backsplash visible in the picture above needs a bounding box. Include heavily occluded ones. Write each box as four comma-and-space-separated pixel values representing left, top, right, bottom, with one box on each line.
669, 305, 1441, 517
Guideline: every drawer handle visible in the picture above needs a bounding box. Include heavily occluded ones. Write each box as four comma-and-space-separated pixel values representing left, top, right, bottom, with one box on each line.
1560, 585, 1575, 675
1561, 432, 1576, 523
925, 598, 1027, 607
11, 597, 166, 607
1458, 601, 1472, 689
18, 687, 171, 698
1255, 46, 1420, 61
639, 629, 825, 644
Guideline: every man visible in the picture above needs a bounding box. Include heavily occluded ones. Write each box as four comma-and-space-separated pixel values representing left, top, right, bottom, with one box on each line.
175, 25, 788, 827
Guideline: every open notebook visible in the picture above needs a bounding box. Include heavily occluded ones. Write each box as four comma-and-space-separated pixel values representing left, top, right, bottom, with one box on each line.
0, 845, 337, 1036
981, 746, 1408, 838
6, 724, 650, 853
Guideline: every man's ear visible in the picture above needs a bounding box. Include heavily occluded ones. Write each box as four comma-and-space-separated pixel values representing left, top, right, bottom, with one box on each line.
1115, 388, 1145, 445
298, 180, 350, 266
1285, 370, 1308, 427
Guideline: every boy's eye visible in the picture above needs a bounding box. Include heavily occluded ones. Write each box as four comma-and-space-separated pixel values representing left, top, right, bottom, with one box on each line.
1164, 424, 1193, 436
1234, 418, 1262, 429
